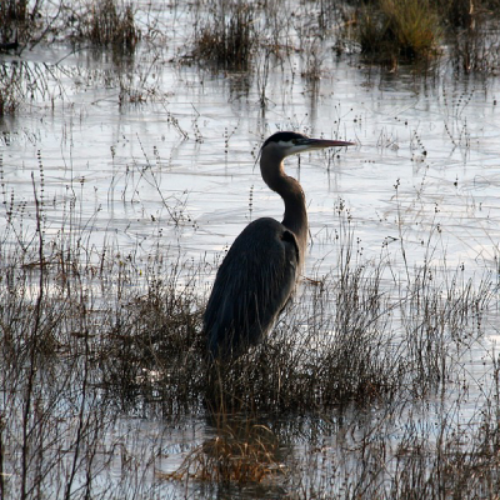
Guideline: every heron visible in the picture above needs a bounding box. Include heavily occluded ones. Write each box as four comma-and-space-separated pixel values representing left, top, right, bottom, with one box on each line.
204, 131, 354, 361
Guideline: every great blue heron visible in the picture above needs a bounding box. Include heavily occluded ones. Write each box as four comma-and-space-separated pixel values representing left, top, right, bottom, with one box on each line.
204, 131, 354, 361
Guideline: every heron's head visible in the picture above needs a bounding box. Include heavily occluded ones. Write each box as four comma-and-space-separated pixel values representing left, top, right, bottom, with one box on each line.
261, 131, 354, 160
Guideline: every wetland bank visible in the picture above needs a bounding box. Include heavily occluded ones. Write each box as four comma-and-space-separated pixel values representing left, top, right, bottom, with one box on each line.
1, 0, 500, 498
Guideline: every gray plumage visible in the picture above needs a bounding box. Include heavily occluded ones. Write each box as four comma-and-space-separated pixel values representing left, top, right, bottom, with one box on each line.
204, 131, 353, 361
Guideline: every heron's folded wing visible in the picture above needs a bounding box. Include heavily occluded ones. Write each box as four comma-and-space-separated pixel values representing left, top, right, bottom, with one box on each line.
204, 217, 299, 358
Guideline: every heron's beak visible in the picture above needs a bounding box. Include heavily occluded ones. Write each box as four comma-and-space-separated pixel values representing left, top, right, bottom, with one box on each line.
300, 137, 355, 150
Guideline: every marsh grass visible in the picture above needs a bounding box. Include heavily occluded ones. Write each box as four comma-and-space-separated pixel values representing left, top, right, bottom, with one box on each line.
447, 18, 500, 74
0, 0, 37, 51
357, 0, 441, 64
191, 0, 255, 70
97, 264, 206, 413
0, 57, 57, 115
0, 162, 499, 498
438, 0, 500, 75
76, 0, 138, 52
0, 0, 139, 54
0, 0, 27, 48
204, 210, 493, 415
0, 64, 19, 115
355, 0, 500, 72
2, 0, 500, 116
1, 2, 500, 498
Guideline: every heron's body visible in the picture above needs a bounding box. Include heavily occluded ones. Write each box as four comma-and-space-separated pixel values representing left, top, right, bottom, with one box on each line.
205, 217, 299, 359
204, 131, 353, 361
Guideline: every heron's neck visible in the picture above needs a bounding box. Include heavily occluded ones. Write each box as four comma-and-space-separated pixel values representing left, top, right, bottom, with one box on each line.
260, 152, 308, 259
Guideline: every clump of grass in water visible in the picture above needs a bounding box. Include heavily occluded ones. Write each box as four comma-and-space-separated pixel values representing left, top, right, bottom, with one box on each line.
357, 0, 441, 65
0, 0, 35, 51
98, 266, 206, 412
354, 0, 500, 72
74, 0, 139, 52
191, 0, 255, 70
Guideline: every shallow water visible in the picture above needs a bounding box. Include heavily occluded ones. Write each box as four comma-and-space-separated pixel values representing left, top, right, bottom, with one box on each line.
1, 3, 500, 498
2, 49, 499, 284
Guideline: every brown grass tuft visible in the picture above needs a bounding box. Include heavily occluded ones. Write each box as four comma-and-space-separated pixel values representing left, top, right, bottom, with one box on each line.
357, 0, 441, 64
192, 1, 255, 70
